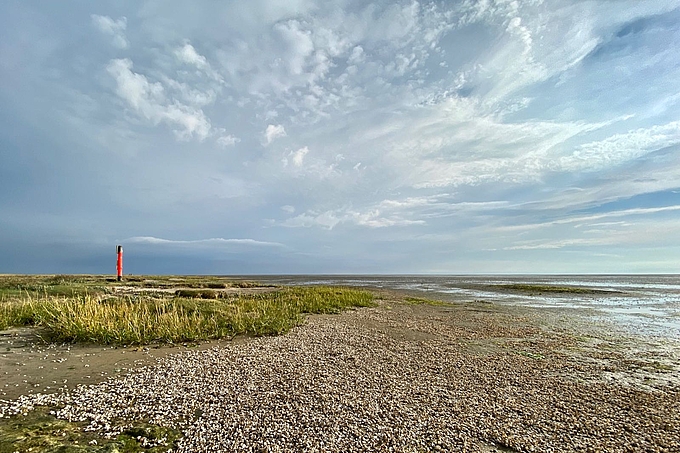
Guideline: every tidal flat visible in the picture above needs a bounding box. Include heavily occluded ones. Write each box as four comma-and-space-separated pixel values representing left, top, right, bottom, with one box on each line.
0, 276, 678, 452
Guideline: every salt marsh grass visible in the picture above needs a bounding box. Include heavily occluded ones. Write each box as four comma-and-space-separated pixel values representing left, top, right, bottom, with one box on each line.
0, 285, 373, 345
497, 284, 608, 294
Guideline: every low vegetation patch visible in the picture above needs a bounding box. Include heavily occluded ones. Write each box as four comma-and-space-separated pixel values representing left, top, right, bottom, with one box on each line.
0, 407, 181, 453
0, 275, 270, 299
497, 284, 601, 294
0, 286, 374, 345
169, 280, 263, 290
174, 288, 224, 299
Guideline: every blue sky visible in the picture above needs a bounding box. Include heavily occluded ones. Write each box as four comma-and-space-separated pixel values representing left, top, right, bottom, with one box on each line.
1, 0, 680, 275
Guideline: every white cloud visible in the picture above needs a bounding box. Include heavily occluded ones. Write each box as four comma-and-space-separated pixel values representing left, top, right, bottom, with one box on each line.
216, 134, 239, 147
106, 58, 212, 141
501, 213, 680, 251
341, 96, 623, 190
280, 196, 508, 231
174, 43, 208, 69
125, 236, 284, 248
161, 77, 217, 107
91, 15, 129, 49
281, 205, 295, 213
206, 1, 461, 125
560, 121, 680, 171
173, 42, 225, 85
347, 46, 365, 64
274, 20, 315, 76
264, 124, 286, 145
282, 207, 426, 230
504, 238, 618, 250
451, 1, 602, 106
378, 197, 508, 215
495, 205, 680, 233
291, 146, 310, 166
282, 211, 342, 229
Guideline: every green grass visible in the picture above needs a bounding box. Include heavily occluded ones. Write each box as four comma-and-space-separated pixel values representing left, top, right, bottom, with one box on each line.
0, 406, 181, 453
0, 275, 270, 299
0, 286, 374, 345
515, 350, 545, 360
498, 284, 597, 294
0, 275, 282, 326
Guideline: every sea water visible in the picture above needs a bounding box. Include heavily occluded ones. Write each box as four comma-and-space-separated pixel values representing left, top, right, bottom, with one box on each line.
256, 275, 680, 339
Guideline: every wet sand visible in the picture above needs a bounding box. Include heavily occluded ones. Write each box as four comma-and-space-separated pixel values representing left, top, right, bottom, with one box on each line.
0, 327, 232, 401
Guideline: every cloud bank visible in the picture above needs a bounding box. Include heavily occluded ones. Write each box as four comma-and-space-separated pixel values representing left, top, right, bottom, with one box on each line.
2, 1, 680, 274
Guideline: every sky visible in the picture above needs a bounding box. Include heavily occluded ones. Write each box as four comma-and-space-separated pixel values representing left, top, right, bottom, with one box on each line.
1, 0, 680, 275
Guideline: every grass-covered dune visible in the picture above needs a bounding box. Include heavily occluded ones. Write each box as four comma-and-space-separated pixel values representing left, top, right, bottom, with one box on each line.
0, 275, 374, 345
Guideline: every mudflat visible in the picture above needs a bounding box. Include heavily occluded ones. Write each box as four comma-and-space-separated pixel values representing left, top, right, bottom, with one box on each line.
1, 328, 226, 401
2, 288, 679, 452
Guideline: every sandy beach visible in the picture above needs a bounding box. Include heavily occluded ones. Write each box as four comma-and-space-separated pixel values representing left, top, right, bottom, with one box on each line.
2, 289, 679, 452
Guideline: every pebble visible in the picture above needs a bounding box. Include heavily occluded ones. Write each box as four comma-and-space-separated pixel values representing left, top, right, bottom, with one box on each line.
1, 303, 679, 452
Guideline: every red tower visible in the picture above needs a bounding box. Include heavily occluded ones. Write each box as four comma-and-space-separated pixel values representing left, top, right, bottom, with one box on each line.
116, 245, 123, 281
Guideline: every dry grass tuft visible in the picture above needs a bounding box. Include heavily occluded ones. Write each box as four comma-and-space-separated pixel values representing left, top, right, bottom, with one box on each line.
0, 286, 373, 345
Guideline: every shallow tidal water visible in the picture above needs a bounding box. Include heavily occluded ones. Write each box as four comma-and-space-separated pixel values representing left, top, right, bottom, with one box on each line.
253, 274, 680, 339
